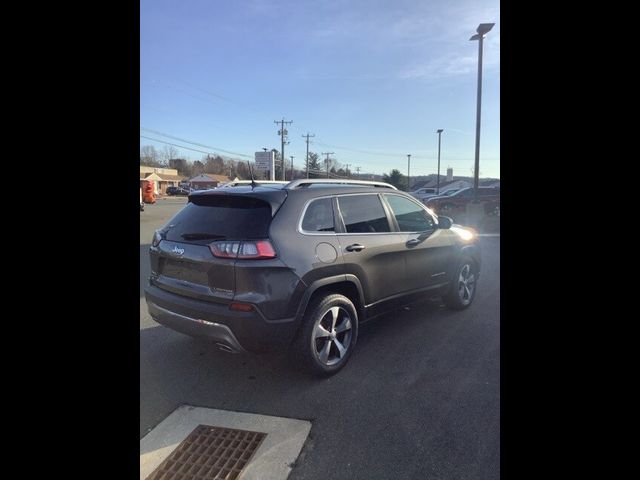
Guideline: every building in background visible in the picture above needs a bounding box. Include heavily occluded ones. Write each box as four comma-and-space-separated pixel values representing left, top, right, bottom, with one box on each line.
189, 173, 231, 190
140, 166, 185, 195
447, 167, 454, 182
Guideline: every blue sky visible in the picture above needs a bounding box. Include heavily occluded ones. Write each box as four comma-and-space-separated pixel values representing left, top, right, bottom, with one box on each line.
140, 0, 500, 178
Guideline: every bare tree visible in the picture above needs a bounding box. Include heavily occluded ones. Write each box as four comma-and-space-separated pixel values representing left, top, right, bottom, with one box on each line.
140, 145, 160, 166
192, 160, 205, 176
160, 145, 179, 164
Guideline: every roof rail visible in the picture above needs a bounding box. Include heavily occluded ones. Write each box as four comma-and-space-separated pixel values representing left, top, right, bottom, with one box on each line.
285, 179, 397, 190
221, 180, 288, 187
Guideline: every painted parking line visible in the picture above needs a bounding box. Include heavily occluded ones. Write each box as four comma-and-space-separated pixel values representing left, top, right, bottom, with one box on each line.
140, 405, 311, 480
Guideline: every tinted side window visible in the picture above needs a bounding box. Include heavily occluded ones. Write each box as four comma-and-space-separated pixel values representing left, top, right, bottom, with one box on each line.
384, 195, 434, 232
459, 189, 472, 197
338, 195, 390, 233
301, 198, 335, 232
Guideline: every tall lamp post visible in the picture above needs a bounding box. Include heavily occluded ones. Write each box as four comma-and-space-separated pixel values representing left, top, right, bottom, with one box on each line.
470, 22, 494, 201
407, 154, 411, 192
436, 129, 443, 194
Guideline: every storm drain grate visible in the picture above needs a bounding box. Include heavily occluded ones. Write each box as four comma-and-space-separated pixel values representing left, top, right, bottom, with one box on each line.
145, 424, 267, 480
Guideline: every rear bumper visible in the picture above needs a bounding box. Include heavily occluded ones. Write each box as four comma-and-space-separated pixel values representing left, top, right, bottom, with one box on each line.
144, 284, 299, 353
147, 301, 246, 353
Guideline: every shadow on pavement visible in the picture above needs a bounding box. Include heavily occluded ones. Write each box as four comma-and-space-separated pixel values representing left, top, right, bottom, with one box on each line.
139, 296, 453, 434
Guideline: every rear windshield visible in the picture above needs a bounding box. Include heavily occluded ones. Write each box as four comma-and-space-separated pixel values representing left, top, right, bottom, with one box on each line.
163, 196, 273, 243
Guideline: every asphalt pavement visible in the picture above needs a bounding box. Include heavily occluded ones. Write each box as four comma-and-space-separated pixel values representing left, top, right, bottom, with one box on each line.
140, 199, 500, 480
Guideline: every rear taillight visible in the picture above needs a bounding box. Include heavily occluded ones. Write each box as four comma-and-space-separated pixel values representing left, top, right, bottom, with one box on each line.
209, 240, 276, 259
152, 230, 163, 247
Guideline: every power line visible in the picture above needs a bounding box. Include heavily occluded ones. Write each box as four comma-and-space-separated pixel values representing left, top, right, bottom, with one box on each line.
313, 136, 492, 161
140, 135, 249, 159
140, 127, 252, 158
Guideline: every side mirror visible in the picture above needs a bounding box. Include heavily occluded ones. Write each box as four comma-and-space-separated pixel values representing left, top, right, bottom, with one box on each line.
437, 216, 453, 229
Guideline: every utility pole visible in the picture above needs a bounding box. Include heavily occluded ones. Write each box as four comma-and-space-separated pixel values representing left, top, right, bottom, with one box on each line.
290, 156, 294, 180
322, 152, 334, 178
344, 164, 351, 178
436, 129, 444, 194
470, 23, 494, 201
407, 154, 411, 192
355, 166, 361, 178
274, 118, 293, 180
302, 133, 315, 179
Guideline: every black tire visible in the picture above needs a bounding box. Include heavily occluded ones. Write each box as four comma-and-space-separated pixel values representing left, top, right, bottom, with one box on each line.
293, 293, 358, 376
442, 257, 478, 310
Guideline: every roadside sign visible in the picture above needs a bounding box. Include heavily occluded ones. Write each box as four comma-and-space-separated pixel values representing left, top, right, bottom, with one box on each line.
255, 151, 272, 171
255, 151, 275, 179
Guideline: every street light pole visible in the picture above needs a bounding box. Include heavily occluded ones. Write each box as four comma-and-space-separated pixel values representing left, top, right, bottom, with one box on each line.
470, 23, 494, 202
407, 154, 411, 192
436, 129, 443, 194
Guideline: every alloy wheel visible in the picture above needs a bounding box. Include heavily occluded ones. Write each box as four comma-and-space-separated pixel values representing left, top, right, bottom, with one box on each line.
458, 264, 476, 305
312, 306, 353, 366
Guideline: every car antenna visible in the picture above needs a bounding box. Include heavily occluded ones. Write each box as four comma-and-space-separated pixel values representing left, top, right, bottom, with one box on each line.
247, 161, 258, 189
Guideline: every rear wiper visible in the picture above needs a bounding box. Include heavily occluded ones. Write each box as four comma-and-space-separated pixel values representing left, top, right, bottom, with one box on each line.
180, 233, 227, 240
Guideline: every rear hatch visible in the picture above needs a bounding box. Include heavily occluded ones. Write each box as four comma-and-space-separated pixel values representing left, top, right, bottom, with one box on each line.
149, 190, 286, 303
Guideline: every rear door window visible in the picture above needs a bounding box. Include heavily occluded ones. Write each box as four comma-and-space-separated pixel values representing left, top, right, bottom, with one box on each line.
337, 194, 391, 233
301, 198, 335, 233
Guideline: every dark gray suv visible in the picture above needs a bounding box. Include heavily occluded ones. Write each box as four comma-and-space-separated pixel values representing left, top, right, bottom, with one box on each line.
145, 179, 481, 375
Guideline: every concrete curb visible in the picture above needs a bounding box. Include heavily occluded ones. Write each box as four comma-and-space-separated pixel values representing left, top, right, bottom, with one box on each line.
140, 405, 311, 480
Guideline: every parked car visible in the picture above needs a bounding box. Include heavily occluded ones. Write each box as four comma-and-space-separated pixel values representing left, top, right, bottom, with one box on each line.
410, 187, 438, 202
166, 186, 190, 196
425, 186, 500, 216
145, 179, 480, 375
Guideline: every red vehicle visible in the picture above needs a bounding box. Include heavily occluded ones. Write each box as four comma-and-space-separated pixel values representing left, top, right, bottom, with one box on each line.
425, 186, 500, 216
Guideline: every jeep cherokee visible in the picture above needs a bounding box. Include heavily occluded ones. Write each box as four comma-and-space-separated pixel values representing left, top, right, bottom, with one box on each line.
144, 179, 481, 375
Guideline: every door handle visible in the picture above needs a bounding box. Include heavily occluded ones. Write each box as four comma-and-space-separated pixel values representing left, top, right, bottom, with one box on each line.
406, 239, 421, 246
346, 244, 365, 252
